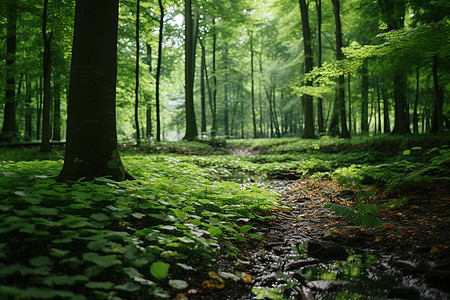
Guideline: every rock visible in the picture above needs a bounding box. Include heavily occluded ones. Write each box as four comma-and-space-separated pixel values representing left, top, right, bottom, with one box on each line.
307, 241, 348, 260
284, 259, 321, 271
387, 286, 420, 299
309, 280, 350, 291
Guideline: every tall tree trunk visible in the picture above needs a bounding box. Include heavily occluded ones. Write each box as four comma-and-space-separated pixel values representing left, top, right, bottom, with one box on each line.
200, 39, 206, 135
299, 0, 315, 139
52, 74, 61, 141
36, 78, 43, 140
348, 72, 352, 134
135, 0, 141, 146
211, 18, 217, 137
199, 38, 215, 138
156, 0, 164, 141
41, 0, 53, 152
315, 0, 324, 133
432, 55, 443, 133
250, 31, 257, 138
1, 0, 17, 142
332, 0, 350, 138
377, 78, 382, 134
382, 84, 390, 133
361, 64, 369, 134
184, 0, 198, 140
377, 0, 409, 134
25, 74, 32, 141
58, 0, 132, 181
145, 43, 152, 138
413, 65, 419, 134
223, 42, 229, 137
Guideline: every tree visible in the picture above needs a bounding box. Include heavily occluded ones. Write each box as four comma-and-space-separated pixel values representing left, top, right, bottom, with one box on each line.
184, 0, 198, 140
332, 0, 350, 138
155, 0, 164, 141
134, 0, 141, 146
1, 0, 18, 142
40, 0, 53, 152
58, 0, 132, 181
299, 0, 316, 139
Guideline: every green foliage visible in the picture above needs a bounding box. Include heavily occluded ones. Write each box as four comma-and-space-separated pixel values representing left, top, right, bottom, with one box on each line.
0, 151, 279, 298
324, 203, 383, 228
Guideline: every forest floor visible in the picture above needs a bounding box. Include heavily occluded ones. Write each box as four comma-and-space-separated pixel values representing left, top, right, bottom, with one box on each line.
188, 171, 450, 299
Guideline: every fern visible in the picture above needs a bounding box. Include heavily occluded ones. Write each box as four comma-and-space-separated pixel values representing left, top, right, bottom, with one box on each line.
325, 203, 383, 227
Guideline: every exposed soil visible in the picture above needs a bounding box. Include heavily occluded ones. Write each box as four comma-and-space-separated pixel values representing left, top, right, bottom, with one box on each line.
187, 178, 450, 300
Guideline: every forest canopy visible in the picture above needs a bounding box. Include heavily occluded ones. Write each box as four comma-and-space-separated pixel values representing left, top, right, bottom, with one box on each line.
0, 0, 449, 144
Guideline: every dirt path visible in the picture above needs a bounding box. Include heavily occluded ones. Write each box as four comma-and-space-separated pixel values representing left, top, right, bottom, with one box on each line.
188, 178, 450, 300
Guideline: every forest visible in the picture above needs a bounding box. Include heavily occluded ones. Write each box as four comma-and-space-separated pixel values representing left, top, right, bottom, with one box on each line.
0, 0, 449, 299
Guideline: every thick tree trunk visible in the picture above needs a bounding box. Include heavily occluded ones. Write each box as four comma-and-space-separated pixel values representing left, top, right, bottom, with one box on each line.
299, 0, 315, 139
184, 0, 198, 140
332, 0, 350, 138
41, 0, 53, 152
1, 1, 17, 142
58, 0, 131, 181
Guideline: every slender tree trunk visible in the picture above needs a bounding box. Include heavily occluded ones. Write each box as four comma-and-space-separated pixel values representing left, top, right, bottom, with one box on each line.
382, 84, 390, 133
332, 0, 350, 138
299, 0, 315, 139
58, 0, 132, 181
52, 74, 61, 141
211, 18, 217, 137
348, 72, 352, 134
1, 0, 17, 142
156, 0, 164, 141
41, 0, 53, 152
432, 55, 443, 133
315, 0, 324, 134
36, 78, 42, 140
377, 78, 382, 134
413, 65, 419, 134
134, 0, 141, 146
25, 74, 32, 141
145, 44, 152, 138
224, 42, 229, 137
361, 64, 369, 134
250, 31, 257, 138
199, 38, 215, 137
183, 0, 198, 140
200, 40, 206, 135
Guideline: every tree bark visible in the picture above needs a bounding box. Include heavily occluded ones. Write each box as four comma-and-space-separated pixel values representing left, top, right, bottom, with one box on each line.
432, 55, 443, 133
315, 0, 324, 133
184, 0, 198, 140
58, 0, 132, 181
52, 73, 61, 141
299, 0, 316, 139
413, 65, 419, 134
41, 0, 53, 152
145, 44, 152, 138
332, 0, 350, 138
1, 0, 17, 142
135, 0, 141, 146
156, 0, 164, 141
250, 31, 257, 138
25, 74, 32, 141
361, 64, 369, 134
200, 39, 206, 135
223, 42, 229, 137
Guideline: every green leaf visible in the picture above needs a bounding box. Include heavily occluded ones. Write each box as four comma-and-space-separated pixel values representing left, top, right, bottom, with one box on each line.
49, 248, 70, 257
82, 252, 120, 268
87, 239, 109, 251
85, 281, 114, 289
42, 275, 88, 286
150, 261, 170, 280
176, 263, 194, 271
207, 226, 223, 237
403, 150, 411, 156
239, 225, 253, 233
90, 213, 110, 222
29, 256, 53, 267
30, 207, 58, 216
132, 212, 145, 219
115, 282, 141, 292
168, 279, 188, 290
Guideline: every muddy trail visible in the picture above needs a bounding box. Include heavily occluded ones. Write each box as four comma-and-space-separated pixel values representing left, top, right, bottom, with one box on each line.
188, 177, 450, 300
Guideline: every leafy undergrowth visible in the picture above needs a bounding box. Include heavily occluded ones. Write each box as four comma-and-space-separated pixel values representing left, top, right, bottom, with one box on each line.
0, 155, 278, 299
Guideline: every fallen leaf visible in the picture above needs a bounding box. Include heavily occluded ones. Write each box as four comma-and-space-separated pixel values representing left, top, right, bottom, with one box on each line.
375, 236, 382, 242
430, 246, 439, 254
384, 223, 395, 229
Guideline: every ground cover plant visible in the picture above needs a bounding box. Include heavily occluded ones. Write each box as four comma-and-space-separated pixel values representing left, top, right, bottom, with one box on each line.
0, 152, 278, 299
1, 134, 449, 299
